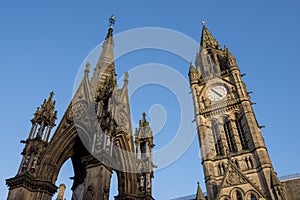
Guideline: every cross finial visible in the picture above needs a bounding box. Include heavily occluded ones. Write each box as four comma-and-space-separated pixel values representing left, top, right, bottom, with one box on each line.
109, 15, 116, 28
49, 91, 55, 97
202, 21, 206, 26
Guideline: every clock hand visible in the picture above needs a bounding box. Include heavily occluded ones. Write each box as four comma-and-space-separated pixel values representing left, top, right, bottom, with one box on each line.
211, 89, 223, 97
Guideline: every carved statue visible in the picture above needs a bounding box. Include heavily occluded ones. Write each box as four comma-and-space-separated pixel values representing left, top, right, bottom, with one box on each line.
30, 156, 38, 172
140, 175, 144, 188
147, 173, 151, 189
23, 155, 30, 168
105, 135, 111, 151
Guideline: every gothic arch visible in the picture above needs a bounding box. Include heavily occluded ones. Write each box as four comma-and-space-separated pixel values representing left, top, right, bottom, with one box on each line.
219, 195, 231, 200
37, 121, 79, 183
113, 133, 137, 194
35, 112, 137, 197
230, 187, 245, 200
245, 190, 259, 200
211, 118, 224, 156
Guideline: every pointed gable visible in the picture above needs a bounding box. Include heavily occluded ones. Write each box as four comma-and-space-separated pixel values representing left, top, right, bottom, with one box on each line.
216, 159, 267, 199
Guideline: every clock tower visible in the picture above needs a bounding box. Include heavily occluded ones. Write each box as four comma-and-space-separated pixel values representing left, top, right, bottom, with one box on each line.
189, 23, 287, 200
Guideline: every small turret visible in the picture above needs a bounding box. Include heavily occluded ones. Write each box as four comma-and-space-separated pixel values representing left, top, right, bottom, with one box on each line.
135, 113, 155, 197
196, 182, 206, 200
135, 113, 154, 160
189, 62, 200, 84
18, 92, 57, 175
29, 91, 57, 142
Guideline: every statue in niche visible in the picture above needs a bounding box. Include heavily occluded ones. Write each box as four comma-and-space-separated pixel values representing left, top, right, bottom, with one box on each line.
22, 155, 30, 169
140, 175, 144, 189
147, 173, 151, 190
105, 134, 112, 152
30, 156, 38, 172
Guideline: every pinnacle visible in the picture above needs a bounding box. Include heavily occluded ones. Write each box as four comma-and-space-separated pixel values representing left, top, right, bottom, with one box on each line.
196, 181, 205, 200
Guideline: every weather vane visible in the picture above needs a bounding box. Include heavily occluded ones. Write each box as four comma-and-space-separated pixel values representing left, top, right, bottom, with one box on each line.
109, 15, 116, 28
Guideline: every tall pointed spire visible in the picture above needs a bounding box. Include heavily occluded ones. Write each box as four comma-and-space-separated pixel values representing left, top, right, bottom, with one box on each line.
98, 15, 115, 69
90, 15, 116, 92
200, 22, 221, 50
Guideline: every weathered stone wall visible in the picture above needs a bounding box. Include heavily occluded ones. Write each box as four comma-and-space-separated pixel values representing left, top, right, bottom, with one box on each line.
282, 177, 300, 200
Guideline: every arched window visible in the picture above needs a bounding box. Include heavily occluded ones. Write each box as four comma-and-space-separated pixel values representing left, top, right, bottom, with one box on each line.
235, 116, 249, 150
212, 120, 224, 156
249, 157, 254, 169
236, 191, 243, 200
218, 163, 222, 175
250, 194, 257, 200
223, 117, 237, 152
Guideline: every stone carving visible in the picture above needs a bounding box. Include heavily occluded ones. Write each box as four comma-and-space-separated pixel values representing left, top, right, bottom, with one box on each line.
72, 100, 88, 120
22, 155, 30, 169
30, 156, 38, 172
224, 169, 247, 187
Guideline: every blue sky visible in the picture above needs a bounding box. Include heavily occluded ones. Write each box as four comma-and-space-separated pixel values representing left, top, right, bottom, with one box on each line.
0, 1, 300, 199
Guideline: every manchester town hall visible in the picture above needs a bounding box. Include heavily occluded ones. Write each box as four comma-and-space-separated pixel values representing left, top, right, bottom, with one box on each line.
5, 16, 300, 200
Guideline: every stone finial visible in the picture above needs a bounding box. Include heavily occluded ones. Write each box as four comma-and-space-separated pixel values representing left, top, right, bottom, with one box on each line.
124, 72, 129, 83
84, 62, 90, 77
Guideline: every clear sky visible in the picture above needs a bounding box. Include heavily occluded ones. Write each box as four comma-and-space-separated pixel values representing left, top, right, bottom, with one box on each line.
0, 1, 300, 200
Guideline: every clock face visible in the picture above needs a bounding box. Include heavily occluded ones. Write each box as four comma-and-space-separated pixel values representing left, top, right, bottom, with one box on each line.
208, 86, 227, 101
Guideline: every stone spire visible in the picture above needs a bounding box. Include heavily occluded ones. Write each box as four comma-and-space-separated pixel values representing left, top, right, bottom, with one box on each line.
136, 112, 153, 140
90, 15, 117, 95
200, 23, 221, 50
195, 182, 206, 200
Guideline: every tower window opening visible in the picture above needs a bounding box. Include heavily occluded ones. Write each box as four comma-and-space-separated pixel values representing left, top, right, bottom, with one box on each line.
236, 190, 243, 200
223, 118, 237, 152
250, 194, 257, 200
236, 117, 249, 150
245, 157, 250, 169
221, 163, 226, 174
212, 120, 224, 156
249, 157, 254, 169
141, 142, 146, 154
218, 163, 222, 175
